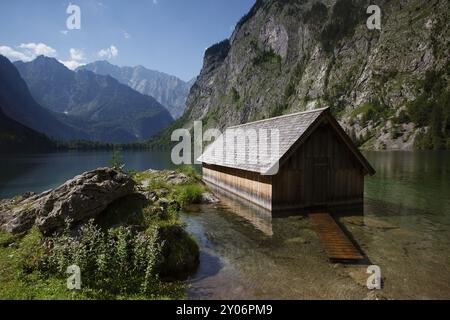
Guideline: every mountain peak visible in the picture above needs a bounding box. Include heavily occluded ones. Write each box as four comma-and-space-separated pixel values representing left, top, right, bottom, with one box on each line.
27, 55, 70, 72
15, 58, 173, 143
0, 54, 11, 63
34, 55, 60, 63
92, 60, 115, 67
78, 62, 195, 119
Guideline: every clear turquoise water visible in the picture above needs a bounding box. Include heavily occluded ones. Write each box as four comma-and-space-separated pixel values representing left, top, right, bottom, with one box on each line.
1, 151, 449, 299
184, 151, 450, 299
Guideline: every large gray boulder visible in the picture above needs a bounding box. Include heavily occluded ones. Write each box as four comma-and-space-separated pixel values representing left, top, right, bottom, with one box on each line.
0, 168, 135, 235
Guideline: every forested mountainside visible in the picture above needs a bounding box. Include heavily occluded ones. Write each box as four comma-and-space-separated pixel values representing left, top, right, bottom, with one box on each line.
0, 107, 54, 152
181, 0, 449, 150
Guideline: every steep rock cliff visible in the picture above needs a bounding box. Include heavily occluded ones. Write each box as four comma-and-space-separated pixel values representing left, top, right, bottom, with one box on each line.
184, 0, 449, 150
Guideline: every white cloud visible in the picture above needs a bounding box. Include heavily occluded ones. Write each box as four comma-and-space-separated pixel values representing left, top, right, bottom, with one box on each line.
0, 45, 31, 61
98, 45, 118, 59
19, 43, 57, 57
70, 48, 85, 61
110, 46, 118, 57
60, 30, 69, 35
0, 42, 57, 62
59, 59, 85, 70
123, 31, 131, 39
97, 1, 107, 8
60, 48, 86, 70
0, 43, 87, 70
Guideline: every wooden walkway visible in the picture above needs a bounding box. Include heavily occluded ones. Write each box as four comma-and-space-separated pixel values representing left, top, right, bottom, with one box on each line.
309, 212, 363, 262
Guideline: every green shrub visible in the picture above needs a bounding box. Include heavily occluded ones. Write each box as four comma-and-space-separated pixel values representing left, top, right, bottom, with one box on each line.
414, 130, 434, 150
175, 184, 204, 208
109, 149, 124, 170
407, 95, 431, 126
253, 49, 282, 68
407, 68, 450, 149
40, 220, 162, 296
204, 40, 230, 60
0, 231, 14, 247
352, 101, 391, 125
0, 227, 75, 300
15, 227, 45, 275
176, 165, 200, 180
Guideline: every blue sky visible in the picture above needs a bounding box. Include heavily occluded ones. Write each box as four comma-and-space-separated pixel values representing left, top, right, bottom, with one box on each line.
0, 0, 255, 81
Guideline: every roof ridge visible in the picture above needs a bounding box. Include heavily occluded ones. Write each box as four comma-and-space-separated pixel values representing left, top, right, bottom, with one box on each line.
227, 107, 329, 129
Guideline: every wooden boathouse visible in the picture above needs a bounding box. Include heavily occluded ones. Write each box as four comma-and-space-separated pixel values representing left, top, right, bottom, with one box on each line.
197, 107, 375, 213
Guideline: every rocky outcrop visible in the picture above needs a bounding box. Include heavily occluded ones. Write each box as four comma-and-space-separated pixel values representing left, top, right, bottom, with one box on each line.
183, 0, 449, 150
137, 169, 220, 205
0, 168, 135, 235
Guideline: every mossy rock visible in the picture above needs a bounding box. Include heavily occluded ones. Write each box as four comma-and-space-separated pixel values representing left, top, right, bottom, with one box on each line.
95, 193, 149, 230
157, 224, 199, 280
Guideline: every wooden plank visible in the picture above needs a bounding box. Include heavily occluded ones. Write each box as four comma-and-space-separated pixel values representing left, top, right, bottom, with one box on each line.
309, 212, 363, 261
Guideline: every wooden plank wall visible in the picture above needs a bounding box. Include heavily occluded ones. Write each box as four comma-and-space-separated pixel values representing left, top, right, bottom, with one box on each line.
202, 164, 273, 210
202, 121, 365, 212
272, 122, 364, 211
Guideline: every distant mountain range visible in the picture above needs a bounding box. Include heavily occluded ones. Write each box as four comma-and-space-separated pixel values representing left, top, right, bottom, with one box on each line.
14, 56, 173, 143
0, 55, 87, 144
78, 61, 194, 119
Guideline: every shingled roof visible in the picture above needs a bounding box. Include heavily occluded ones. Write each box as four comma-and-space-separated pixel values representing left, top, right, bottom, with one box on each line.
197, 107, 375, 176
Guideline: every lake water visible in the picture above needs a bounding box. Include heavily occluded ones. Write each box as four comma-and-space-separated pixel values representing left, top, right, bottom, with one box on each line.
1, 150, 449, 299
0, 151, 175, 199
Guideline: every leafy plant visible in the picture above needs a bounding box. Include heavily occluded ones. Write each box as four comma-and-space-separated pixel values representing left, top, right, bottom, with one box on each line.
176, 165, 200, 180
253, 49, 282, 69
40, 220, 163, 296
109, 149, 124, 170
351, 101, 391, 125
175, 184, 204, 208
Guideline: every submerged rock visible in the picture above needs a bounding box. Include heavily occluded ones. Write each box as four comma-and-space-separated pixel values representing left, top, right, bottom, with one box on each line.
344, 216, 399, 230
201, 191, 220, 204
158, 224, 200, 279
0, 168, 135, 235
